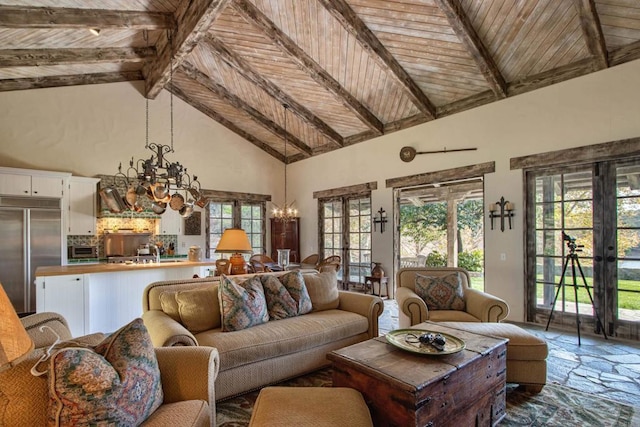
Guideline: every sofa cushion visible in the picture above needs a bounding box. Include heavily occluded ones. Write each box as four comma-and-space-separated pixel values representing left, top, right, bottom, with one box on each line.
261, 275, 299, 320
304, 270, 339, 311
415, 273, 466, 311
141, 400, 209, 427
47, 318, 163, 426
195, 310, 369, 371
220, 275, 269, 332
159, 291, 181, 322
280, 270, 313, 315
176, 286, 221, 333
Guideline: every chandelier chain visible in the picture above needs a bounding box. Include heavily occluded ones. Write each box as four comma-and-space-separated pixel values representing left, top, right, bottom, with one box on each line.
144, 30, 150, 149
169, 30, 174, 153
284, 104, 287, 207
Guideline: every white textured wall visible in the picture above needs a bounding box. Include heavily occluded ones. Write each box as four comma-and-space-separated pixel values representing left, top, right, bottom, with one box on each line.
0, 81, 282, 253
1, 60, 639, 320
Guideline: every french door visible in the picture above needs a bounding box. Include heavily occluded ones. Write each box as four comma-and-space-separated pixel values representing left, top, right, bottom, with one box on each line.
320, 196, 372, 289
527, 159, 640, 340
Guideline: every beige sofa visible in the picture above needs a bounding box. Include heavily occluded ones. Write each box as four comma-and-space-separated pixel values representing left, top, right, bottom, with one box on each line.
142, 270, 384, 400
396, 267, 509, 327
0, 312, 220, 427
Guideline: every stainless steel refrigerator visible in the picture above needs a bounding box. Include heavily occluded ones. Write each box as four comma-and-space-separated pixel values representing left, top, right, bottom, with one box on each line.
0, 196, 62, 315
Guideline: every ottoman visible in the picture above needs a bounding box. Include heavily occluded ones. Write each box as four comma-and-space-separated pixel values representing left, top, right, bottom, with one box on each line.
438, 322, 548, 393
249, 387, 373, 427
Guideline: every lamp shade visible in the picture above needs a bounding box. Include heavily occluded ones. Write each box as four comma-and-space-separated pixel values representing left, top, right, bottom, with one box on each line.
0, 283, 34, 369
215, 228, 253, 254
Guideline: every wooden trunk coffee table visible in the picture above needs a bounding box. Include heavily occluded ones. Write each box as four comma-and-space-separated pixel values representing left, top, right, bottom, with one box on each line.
327, 321, 508, 427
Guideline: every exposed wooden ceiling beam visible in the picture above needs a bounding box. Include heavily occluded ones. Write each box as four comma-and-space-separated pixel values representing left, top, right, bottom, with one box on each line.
232, 0, 384, 135
574, 0, 609, 70
203, 36, 343, 148
170, 79, 285, 162
609, 40, 640, 67
144, 0, 231, 99
318, 0, 437, 119
434, 0, 507, 99
180, 61, 313, 158
0, 6, 173, 29
0, 47, 155, 67
508, 57, 599, 96
0, 71, 142, 92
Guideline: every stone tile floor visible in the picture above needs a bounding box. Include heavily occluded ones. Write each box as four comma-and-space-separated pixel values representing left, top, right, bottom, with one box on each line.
378, 299, 640, 407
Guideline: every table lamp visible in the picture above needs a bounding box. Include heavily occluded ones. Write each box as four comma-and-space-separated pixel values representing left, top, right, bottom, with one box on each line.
215, 228, 253, 275
0, 283, 34, 371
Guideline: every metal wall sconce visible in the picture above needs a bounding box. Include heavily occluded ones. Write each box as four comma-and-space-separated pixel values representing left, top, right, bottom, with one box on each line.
373, 207, 388, 234
488, 197, 515, 232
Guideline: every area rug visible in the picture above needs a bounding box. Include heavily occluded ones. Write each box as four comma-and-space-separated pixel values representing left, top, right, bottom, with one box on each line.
216, 368, 640, 426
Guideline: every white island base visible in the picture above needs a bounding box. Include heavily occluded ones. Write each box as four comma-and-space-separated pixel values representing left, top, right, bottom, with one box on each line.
35, 261, 216, 337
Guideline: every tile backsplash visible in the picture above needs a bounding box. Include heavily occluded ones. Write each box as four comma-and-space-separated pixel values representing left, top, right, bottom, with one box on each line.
67, 217, 177, 258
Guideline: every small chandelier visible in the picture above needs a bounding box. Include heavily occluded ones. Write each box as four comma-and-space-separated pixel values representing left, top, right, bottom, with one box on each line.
272, 104, 298, 222
111, 31, 202, 219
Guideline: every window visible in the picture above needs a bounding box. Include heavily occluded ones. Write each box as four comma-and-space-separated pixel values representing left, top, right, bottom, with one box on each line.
241, 203, 264, 254
204, 190, 270, 260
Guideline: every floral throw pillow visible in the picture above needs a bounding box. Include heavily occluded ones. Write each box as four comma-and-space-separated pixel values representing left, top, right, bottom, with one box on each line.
47, 318, 163, 426
220, 274, 269, 331
261, 275, 299, 320
279, 270, 313, 315
415, 273, 466, 311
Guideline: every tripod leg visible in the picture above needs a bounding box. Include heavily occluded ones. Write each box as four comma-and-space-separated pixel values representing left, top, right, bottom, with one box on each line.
546, 254, 571, 331
571, 256, 582, 346
575, 256, 608, 340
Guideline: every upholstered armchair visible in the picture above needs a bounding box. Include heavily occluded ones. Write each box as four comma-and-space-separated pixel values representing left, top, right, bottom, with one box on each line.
0, 312, 220, 427
396, 267, 509, 328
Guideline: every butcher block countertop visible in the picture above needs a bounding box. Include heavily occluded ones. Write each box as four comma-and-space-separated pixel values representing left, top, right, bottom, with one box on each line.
35, 259, 217, 277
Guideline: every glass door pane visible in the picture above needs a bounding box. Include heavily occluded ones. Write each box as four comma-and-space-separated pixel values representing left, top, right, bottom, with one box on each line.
347, 197, 371, 286
616, 164, 640, 324
533, 169, 596, 317
322, 200, 343, 282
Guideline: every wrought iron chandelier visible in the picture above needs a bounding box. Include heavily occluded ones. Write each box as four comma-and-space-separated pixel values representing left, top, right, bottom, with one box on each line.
272, 104, 298, 222
111, 31, 202, 218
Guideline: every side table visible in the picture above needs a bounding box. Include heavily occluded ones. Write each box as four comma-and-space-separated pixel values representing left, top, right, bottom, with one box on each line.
364, 276, 388, 298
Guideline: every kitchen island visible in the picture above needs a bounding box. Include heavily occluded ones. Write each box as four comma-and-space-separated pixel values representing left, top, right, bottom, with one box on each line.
35, 259, 218, 337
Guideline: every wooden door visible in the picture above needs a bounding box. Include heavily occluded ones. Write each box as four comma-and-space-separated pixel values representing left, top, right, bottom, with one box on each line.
271, 218, 299, 262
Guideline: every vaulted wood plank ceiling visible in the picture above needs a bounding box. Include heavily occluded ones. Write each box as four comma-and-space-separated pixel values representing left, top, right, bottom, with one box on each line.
1, 0, 639, 163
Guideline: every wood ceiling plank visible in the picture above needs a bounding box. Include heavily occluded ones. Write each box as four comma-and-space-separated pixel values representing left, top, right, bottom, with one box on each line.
317, 0, 435, 119
574, 0, 609, 69
180, 60, 312, 157
0, 70, 142, 92
170, 77, 285, 162
203, 36, 343, 147
0, 47, 155, 66
508, 57, 598, 96
144, 0, 231, 98
435, 0, 506, 98
609, 39, 640, 66
232, 0, 384, 135
0, 6, 174, 29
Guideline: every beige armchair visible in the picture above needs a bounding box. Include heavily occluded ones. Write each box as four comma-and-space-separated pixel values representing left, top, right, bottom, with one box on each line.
396, 267, 509, 328
0, 312, 220, 427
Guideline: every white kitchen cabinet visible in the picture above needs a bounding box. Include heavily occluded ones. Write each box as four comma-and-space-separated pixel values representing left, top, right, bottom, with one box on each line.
35, 275, 86, 337
68, 176, 99, 235
0, 167, 68, 198
159, 211, 182, 235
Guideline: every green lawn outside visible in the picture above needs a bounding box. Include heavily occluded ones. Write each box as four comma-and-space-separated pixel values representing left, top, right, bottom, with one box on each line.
536, 276, 640, 310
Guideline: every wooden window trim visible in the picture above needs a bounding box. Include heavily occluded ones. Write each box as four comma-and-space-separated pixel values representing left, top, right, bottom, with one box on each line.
313, 182, 377, 199
385, 162, 495, 188
511, 136, 640, 170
